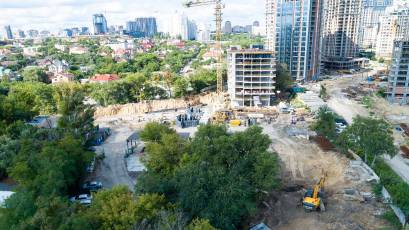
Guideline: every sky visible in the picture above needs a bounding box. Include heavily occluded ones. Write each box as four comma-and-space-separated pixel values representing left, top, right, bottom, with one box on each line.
0, 0, 265, 35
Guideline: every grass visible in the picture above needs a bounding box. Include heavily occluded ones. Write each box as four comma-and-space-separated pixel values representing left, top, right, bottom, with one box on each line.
361, 96, 374, 109
381, 210, 402, 230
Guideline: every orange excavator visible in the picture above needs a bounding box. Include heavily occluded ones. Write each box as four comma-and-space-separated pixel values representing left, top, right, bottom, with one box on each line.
302, 172, 327, 212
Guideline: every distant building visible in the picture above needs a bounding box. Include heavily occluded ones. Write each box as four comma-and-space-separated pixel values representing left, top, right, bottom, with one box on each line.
23, 46, 41, 56
69, 46, 89, 55
359, 0, 392, 49
4, 25, 13, 40
48, 60, 69, 73
387, 40, 409, 104
196, 23, 211, 42
245, 25, 252, 34
40, 30, 51, 38
376, 7, 409, 59
17, 30, 25, 38
169, 12, 196, 40
322, 0, 365, 70
253, 21, 260, 27
93, 14, 108, 35
89, 74, 120, 83
61, 29, 73, 38
223, 21, 232, 34
126, 17, 157, 37
232, 25, 246, 33
51, 73, 75, 84
227, 45, 276, 107
81, 27, 90, 35
27, 29, 39, 38
54, 44, 68, 52
187, 20, 197, 40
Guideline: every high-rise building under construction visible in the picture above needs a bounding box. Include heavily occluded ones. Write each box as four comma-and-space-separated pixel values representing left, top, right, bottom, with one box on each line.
321, 0, 368, 70
265, 0, 323, 82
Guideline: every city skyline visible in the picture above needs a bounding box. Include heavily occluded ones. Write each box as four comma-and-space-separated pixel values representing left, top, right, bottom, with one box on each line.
0, 0, 264, 35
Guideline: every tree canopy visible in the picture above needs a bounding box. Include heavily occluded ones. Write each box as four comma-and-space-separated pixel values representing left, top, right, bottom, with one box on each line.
137, 123, 280, 229
338, 116, 397, 166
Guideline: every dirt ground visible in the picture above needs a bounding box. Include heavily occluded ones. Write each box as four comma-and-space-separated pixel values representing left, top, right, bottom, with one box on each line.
251, 114, 393, 230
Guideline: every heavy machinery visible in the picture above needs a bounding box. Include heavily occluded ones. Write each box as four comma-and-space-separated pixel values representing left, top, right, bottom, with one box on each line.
211, 109, 231, 124
183, 0, 224, 94
302, 172, 327, 211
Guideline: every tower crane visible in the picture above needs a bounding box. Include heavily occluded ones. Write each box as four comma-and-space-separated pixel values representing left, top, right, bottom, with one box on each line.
183, 0, 224, 94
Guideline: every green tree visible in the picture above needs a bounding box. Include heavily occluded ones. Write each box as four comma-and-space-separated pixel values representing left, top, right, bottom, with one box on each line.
140, 122, 174, 142
54, 83, 95, 139
187, 218, 218, 230
275, 63, 292, 93
338, 116, 397, 166
311, 106, 337, 141
89, 186, 167, 230
173, 78, 189, 97
22, 67, 49, 83
0, 136, 19, 179
137, 124, 280, 229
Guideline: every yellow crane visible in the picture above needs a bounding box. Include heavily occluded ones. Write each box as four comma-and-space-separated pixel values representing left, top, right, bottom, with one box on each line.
183, 0, 224, 94
302, 172, 327, 211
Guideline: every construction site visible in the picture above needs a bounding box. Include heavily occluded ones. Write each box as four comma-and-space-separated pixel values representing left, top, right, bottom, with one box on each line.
92, 78, 399, 229
88, 1, 406, 229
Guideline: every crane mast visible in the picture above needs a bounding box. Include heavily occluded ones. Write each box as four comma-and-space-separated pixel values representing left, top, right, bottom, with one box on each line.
184, 0, 224, 94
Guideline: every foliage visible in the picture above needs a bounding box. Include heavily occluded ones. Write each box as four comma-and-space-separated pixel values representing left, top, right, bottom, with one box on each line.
1, 82, 56, 123
223, 34, 264, 48
381, 210, 401, 230
373, 160, 409, 215
89, 186, 167, 230
189, 69, 217, 93
319, 85, 329, 100
140, 122, 174, 143
338, 116, 397, 166
311, 106, 337, 141
0, 136, 19, 179
54, 83, 95, 139
22, 67, 49, 83
88, 74, 168, 106
173, 77, 189, 97
376, 88, 387, 98
187, 218, 218, 230
275, 63, 293, 93
361, 96, 374, 109
137, 124, 280, 229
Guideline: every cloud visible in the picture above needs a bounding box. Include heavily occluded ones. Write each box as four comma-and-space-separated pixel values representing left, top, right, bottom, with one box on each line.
0, 0, 264, 34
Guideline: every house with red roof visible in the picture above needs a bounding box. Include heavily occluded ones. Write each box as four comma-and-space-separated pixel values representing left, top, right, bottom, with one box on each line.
89, 74, 120, 84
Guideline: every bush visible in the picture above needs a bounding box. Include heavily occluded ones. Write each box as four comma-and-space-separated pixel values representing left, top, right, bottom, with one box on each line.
373, 160, 409, 214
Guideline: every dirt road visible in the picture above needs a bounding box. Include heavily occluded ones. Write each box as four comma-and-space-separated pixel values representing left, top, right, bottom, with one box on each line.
93, 121, 136, 191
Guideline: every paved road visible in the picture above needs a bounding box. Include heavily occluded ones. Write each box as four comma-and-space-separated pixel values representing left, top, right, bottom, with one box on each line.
94, 125, 136, 191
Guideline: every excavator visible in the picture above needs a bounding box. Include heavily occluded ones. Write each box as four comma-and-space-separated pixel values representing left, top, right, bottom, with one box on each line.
302, 172, 327, 212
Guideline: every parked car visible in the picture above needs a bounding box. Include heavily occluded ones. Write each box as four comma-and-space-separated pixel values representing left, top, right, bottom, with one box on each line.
70, 194, 92, 205
82, 181, 102, 191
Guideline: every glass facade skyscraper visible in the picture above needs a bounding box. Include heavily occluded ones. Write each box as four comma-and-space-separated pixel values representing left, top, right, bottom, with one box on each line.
93, 14, 108, 35
126, 17, 157, 38
270, 0, 323, 81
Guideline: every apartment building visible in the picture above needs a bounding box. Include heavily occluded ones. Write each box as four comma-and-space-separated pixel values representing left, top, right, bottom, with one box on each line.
376, 8, 409, 59
227, 46, 276, 107
270, 0, 323, 82
322, 0, 366, 70
359, 1, 392, 49
387, 40, 409, 105
265, 0, 276, 52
